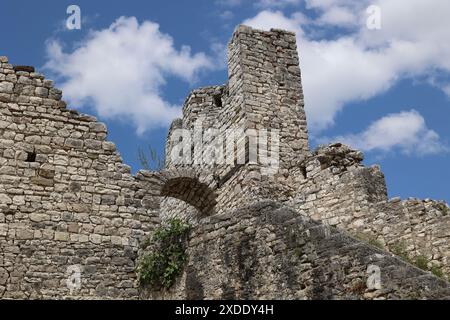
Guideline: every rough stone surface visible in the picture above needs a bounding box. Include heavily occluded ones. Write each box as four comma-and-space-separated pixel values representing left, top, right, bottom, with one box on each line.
1, 26, 450, 300
142, 202, 450, 300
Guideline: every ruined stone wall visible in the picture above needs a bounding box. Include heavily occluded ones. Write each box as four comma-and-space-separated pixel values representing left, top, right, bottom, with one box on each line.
164, 86, 226, 222
288, 144, 450, 276
0, 56, 160, 299
161, 25, 450, 283
369, 198, 450, 273
142, 201, 450, 300
2, 23, 450, 300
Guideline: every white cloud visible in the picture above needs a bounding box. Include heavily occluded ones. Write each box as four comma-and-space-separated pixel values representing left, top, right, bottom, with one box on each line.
304, 0, 366, 28
242, 1, 450, 132
315, 6, 357, 27
45, 17, 213, 135
330, 110, 448, 155
443, 85, 450, 98
243, 10, 304, 33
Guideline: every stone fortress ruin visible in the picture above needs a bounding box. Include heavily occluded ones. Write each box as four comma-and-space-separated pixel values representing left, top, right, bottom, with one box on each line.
1, 25, 450, 299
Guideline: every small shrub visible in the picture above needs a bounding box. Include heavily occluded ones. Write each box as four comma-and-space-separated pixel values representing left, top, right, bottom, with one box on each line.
136, 218, 190, 289
368, 238, 384, 250
138, 145, 165, 171
293, 248, 303, 258
433, 202, 449, 216
414, 255, 428, 271
388, 241, 450, 282
430, 265, 445, 279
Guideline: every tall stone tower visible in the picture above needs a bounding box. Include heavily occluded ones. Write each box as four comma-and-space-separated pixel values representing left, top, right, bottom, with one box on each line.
227, 25, 309, 167
163, 25, 310, 217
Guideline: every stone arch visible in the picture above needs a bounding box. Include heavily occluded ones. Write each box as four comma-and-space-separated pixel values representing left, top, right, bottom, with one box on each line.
136, 168, 217, 215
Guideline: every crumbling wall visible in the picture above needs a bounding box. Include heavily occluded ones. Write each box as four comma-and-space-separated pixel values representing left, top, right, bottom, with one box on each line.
161, 25, 450, 282
141, 201, 450, 300
288, 144, 450, 277
0, 56, 160, 299
289, 143, 387, 228
2, 23, 450, 301
372, 198, 450, 273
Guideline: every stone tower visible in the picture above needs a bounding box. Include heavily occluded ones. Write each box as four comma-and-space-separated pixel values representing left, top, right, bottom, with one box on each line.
227, 25, 309, 164
163, 25, 310, 218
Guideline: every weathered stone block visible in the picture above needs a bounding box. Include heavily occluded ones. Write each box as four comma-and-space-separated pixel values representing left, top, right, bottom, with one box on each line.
54, 231, 69, 241
29, 213, 49, 222
30, 176, 54, 187
65, 138, 84, 149
0, 82, 13, 93
34, 87, 48, 97
0, 194, 12, 205
89, 122, 107, 133
16, 228, 34, 240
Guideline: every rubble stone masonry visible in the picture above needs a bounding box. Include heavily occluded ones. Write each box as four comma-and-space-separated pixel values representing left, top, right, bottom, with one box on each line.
1, 25, 449, 299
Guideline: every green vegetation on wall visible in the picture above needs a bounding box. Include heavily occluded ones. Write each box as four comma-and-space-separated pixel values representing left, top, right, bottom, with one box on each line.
136, 218, 191, 289
390, 240, 447, 281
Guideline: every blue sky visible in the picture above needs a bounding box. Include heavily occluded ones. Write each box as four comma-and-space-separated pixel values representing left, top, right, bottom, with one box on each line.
1, 0, 449, 203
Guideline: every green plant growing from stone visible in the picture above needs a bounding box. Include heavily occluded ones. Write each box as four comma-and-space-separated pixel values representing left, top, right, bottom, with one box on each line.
136, 218, 190, 289
390, 241, 411, 263
439, 204, 449, 216
138, 145, 165, 171
389, 241, 449, 281
368, 238, 384, 250
414, 255, 429, 271
431, 265, 445, 279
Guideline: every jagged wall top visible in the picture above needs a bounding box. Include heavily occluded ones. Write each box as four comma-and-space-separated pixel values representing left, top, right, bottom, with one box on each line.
166, 25, 309, 170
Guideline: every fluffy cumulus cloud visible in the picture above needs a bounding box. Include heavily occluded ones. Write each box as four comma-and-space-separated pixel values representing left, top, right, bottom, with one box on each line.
331, 110, 448, 156
242, 0, 450, 134
45, 17, 213, 135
